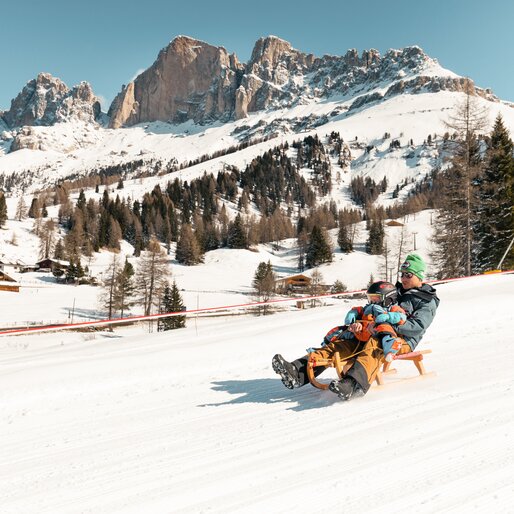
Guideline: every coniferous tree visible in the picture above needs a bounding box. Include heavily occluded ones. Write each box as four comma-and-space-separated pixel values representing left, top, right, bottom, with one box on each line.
435, 79, 488, 276
227, 214, 248, 249
54, 239, 65, 260
297, 230, 308, 272
337, 223, 353, 253
64, 208, 85, 259
107, 216, 122, 250
474, 114, 514, 270
252, 261, 276, 314
202, 222, 220, 252
366, 219, 385, 255
158, 281, 186, 331
77, 190, 87, 212
28, 197, 41, 218
305, 225, 332, 268
0, 192, 7, 227
66, 258, 85, 284
176, 223, 203, 265
114, 259, 135, 318
331, 280, 348, 294
15, 196, 26, 221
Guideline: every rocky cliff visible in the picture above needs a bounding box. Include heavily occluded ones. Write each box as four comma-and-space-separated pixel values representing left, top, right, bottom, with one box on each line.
108, 35, 497, 128
2, 73, 102, 128
3, 37, 498, 133
108, 36, 244, 128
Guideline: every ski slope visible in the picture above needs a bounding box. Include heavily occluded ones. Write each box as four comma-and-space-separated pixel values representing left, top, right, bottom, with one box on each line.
1, 272, 513, 513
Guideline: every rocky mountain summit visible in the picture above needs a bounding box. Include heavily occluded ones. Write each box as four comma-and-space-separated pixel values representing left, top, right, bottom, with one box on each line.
1, 73, 102, 129
108, 36, 243, 128
1, 36, 501, 139
108, 35, 497, 128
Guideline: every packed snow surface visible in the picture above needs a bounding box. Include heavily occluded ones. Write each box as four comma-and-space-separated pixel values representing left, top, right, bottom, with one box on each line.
1, 272, 513, 513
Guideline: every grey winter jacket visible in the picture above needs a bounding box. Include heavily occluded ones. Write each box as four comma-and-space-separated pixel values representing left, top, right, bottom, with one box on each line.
395, 283, 440, 350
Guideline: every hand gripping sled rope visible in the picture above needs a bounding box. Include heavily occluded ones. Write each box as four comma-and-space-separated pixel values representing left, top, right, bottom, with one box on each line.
306, 318, 434, 390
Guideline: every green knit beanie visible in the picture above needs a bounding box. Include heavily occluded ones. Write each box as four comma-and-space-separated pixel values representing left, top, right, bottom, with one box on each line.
400, 253, 426, 280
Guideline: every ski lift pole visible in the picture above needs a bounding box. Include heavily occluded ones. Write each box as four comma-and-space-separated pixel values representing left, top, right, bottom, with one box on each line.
497, 235, 514, 270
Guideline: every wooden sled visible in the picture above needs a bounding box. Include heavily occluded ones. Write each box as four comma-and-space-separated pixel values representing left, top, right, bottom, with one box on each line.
307, 350, 434, 390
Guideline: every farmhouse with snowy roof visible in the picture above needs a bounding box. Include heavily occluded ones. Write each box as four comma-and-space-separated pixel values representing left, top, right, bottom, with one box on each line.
35, 258, 70, 273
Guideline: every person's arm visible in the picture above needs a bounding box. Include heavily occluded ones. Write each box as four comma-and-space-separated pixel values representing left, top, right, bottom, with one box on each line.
396, 299, 437, 340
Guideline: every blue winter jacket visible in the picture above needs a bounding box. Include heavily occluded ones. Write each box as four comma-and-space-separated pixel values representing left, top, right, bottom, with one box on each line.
395, 283, 440, 350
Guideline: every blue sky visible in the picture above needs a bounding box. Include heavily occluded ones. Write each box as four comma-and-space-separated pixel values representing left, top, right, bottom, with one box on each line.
1, 0, 513, 111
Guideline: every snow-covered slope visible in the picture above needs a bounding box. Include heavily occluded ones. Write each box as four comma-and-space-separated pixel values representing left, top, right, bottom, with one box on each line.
1, 273, 513, 513
1, 90, 513, 195
0, 209, 435, 325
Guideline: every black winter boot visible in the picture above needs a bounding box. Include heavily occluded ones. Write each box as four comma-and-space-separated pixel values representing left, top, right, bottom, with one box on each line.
272, 354, 300, 390
329, 375, 359, 401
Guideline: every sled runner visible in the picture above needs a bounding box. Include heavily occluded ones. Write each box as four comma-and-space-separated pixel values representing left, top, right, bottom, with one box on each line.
306, 349, 434, 390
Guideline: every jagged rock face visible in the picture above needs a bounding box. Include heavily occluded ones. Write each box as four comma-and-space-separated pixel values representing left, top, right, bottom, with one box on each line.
108, 36, 243, 128
2, 73, 101, 128
10, 126, 41, 151
235, 36, 316, 117
108, 36, 494, 127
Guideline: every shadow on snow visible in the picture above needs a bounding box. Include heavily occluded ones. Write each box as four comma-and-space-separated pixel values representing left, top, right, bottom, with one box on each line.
200, 378, 342, 411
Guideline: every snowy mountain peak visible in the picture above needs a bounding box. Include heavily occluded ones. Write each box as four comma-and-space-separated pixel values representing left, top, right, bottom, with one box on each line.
108, 35, 243, 129
1, 72, 102, 133
107, 35, 498, 128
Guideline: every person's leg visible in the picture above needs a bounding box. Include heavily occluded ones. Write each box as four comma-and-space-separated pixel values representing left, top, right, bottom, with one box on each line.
273, 338, 360, 389
344, 339, 410, 395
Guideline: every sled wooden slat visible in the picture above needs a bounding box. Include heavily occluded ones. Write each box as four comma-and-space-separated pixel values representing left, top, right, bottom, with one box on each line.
307, 349, 433, 390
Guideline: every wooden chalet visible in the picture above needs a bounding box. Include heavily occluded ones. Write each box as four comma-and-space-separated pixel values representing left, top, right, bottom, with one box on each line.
275, 274, 312, 293
386, 220, 404, 227
35, 258, 70, 272
0, 271, 20, 293
0, 259, 18, 274
0, 258, 37, 273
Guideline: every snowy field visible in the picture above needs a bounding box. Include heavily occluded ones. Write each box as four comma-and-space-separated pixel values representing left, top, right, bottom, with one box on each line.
2, 90, 514, 196
0, 206, 436, 326
1, 272, 513, 513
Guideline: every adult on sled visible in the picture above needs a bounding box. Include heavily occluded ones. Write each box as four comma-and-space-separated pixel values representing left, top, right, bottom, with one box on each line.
272, 253, 439, 401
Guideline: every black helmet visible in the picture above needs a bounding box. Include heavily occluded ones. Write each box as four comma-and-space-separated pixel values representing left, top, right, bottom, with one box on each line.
366, 281, 398, 307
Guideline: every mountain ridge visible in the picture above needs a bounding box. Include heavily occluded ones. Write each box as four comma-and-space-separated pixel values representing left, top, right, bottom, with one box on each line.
1, 35, 504, 134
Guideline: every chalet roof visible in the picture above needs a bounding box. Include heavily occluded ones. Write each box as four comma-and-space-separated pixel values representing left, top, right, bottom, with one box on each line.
0, 258, 32, 266
35, 258, 70, 266
275, 274, 311, 283
0, 272, 17, 283
0, 259, 16, 265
